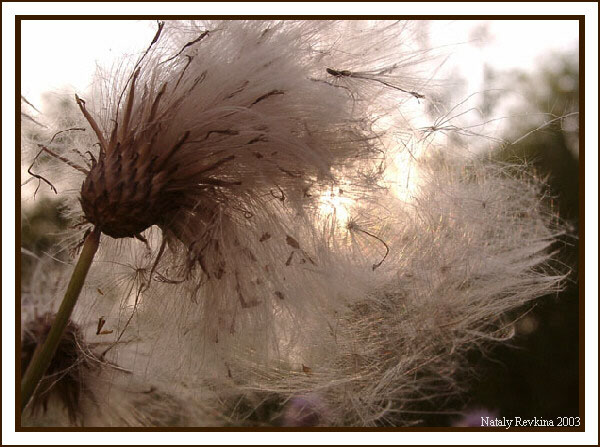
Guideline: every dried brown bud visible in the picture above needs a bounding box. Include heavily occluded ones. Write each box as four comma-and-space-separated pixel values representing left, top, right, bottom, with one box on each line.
79, 131, 190, 239
21, 314, 93, 424
76, 64, 236, 245
76, 65, 196, 239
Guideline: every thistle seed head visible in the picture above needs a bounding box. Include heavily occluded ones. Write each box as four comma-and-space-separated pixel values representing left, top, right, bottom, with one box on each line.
73, 20, 373, 254
79, 133, 186, 239
76, 59, 196, 239
21, 313, 93, 424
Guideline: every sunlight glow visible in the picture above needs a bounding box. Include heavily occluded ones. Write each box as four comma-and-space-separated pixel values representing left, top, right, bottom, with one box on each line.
318, 189, 352, 228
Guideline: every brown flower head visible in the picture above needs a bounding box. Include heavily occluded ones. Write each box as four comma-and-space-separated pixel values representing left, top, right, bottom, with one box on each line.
21, 313, 94, 424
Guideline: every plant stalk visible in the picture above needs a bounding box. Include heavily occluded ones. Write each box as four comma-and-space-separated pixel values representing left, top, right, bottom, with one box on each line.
21, 228, 101, 412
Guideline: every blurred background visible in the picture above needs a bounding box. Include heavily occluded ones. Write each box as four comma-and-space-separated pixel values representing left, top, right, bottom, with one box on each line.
20, 20, 580, 427
420, 23, 580, 426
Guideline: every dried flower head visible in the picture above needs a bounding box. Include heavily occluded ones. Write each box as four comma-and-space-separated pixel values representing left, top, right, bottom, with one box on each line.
20, 257, 225, 427
21, 313, 92, 424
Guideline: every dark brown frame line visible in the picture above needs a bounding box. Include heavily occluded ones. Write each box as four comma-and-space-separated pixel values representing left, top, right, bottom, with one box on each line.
14, 15, 585, 433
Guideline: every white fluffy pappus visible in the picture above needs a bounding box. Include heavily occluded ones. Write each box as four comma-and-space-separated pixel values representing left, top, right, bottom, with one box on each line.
20, 20, 566, 427
20, 256, 224, 427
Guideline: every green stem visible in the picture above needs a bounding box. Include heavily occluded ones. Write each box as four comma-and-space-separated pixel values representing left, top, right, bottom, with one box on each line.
21, 228, 101, 412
